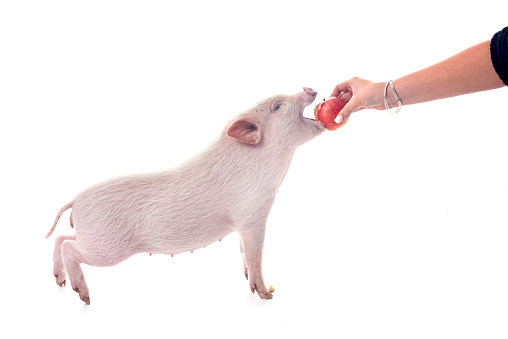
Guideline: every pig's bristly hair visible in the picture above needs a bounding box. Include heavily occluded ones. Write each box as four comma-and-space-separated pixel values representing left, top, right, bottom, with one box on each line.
47, 89, 322, 302
62, 135, 292, 265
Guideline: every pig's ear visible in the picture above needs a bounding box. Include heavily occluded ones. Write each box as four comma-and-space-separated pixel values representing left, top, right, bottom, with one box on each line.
227, 118, 262, 144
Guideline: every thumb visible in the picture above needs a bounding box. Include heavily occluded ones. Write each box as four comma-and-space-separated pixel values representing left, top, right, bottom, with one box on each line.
336, 97, 360, 122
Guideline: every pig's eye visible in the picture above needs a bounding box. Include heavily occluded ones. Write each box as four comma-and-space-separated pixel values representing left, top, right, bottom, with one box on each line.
271, 102, 282, 113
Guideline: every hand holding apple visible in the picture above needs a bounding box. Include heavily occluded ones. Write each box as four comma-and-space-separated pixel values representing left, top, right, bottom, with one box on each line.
314, 97, 348, 131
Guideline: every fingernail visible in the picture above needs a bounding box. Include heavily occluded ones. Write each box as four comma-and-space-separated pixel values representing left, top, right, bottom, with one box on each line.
335, 115, 344, 124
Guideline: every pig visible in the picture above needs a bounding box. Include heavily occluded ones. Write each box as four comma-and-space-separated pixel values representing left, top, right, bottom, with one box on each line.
46, 87, 324, 304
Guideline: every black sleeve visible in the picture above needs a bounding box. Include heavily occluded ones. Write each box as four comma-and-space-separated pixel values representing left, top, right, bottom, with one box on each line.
490, 26, 508, 87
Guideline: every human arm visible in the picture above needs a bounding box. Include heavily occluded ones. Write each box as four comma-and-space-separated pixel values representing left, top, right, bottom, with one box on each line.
332, 38, 506, 120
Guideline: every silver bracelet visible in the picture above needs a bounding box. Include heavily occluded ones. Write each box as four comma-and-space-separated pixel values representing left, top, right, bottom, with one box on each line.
384, 80, 402, 114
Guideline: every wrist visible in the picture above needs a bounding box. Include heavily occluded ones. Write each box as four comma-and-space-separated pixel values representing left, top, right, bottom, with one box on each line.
371, 82, 399, 109
369, 82, 389, 108
384, 80, 401, 109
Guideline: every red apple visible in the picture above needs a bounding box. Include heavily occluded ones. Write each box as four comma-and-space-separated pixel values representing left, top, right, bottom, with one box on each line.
314, 97, 348, 131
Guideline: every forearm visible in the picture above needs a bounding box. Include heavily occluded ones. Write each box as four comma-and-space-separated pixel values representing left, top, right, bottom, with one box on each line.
387, 41, 505, 107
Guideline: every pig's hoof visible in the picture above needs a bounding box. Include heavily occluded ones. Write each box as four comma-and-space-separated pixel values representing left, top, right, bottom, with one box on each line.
250, 283, 273, 300
258, 291, 273, 300
54, 274, 66, 287
80, 294, 91, 305
73, 287, 90, 304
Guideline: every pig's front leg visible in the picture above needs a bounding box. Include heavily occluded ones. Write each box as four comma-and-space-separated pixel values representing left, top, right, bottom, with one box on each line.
240, 238, 248, 280
239, 226, 273, 300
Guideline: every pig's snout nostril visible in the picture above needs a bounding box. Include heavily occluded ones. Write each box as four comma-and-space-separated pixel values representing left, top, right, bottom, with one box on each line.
303, 87, 317, 96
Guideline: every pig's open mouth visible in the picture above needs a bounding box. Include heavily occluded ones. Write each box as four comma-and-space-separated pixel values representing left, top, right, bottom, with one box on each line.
302, 102, 321, 122
298, 87, 327, 132
302, 108, 324, 125
302, 107, 326, 132
300, 87, 321, 122
301, 91, 325, 130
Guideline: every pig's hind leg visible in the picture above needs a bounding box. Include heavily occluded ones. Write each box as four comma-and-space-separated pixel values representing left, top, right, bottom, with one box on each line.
61, 239, 91, 305
53, 235, 75, 287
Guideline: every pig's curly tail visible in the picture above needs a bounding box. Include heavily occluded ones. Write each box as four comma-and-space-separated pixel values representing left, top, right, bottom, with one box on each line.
45, 202, 74, 239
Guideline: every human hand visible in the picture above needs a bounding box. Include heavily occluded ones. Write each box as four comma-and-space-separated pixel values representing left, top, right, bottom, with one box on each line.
330, 77, 386, 122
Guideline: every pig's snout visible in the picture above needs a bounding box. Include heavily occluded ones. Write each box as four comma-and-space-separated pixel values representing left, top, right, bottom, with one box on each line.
301, 87, 317, 105
303, 87, 317, 97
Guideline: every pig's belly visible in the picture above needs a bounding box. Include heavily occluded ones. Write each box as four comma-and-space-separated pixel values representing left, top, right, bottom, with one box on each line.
72, 196, 236, 264
74, 218, 235, 267
145, 214, 235, 255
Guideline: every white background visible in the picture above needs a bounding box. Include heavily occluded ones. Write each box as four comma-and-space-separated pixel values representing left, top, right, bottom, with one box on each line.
1, 1, 507, 338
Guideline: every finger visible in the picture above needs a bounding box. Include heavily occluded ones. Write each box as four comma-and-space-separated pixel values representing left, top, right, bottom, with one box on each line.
338, 91, 352, 102
334, 114, 344, 124
330, 80, 351, 98
337, 97, 361, 121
